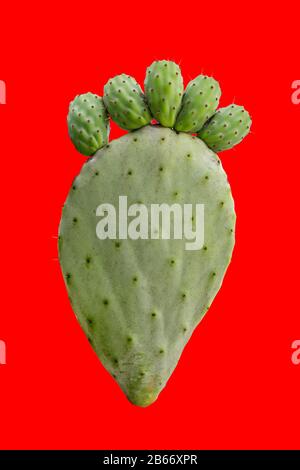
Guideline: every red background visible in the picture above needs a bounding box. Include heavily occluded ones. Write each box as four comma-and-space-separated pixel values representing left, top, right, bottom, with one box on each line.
0, 0, 299, 450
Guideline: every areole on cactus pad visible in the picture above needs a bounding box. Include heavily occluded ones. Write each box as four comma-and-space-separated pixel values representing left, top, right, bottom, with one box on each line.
61, 60, 251, 406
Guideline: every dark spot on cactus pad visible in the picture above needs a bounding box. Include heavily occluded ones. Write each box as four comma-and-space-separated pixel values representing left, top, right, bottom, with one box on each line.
87, 317, 94, 328
66, 273, 72, 283
127, 170, 132, 175
151, 312, 156, 318
186, 153, 191, 158
95, 171, 99, 176
115, 242, 121, 248
133, 138, 138, 142
103, 299, 109, 306
132, 276, 138, 283
113, 358, 119, 366
182, 293, 186, 300
73, 217, 78, 224
174, 191, 178, 196
86, 256, 91, 265
220, 201, 224, 207
183, 327, 187, 333
203, 245, 208, 251
159, 166, 164, 172
159, 349, 164, 354
168, 82, 172, 85
212, 272, 216, 277
161, 137, 165, 142
170, 259, 176, 266
204, 175, 209, 180
127, 337, 133, 344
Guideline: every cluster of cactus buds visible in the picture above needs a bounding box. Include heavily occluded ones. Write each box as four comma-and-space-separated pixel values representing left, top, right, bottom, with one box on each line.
67, 60, 251, 156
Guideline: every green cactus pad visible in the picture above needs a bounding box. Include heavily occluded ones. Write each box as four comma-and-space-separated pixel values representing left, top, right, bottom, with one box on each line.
103, 74, 152, 130
198, 104, 252, 152
67, 93, 109, 156
175, 75, 221, 133
144, 60, 184, 128
59, 125, 235, 407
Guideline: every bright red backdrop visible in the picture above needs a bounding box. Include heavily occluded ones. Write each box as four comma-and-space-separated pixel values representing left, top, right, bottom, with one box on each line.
0, 0, 299, 450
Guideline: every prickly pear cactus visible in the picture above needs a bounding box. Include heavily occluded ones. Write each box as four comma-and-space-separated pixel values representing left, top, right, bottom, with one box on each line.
175, 75, 221, 133
104, 74, 152, 130
144, 60, 183, 128
198, 104, 252, 152
67, 93, 109, 156
60, 61, 251, 407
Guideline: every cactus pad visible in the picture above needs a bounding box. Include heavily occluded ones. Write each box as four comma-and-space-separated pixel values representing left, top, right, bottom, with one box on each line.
67, 93, 109, 156
144, 60, 184, 128
175, 75, 221, 133
198, 104, 252, 152
104, 74, 152, 130
59, 125, 235, 407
